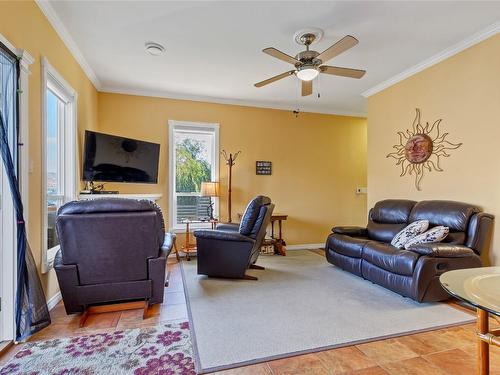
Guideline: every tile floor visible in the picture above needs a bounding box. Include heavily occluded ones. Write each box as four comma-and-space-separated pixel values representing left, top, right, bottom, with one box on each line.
1, 255, 499, 375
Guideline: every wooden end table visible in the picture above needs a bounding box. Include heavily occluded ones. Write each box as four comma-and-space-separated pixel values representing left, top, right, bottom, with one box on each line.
270, 214, 287, 256
440, 267, 500, 375
180, 219, 218, 260
237, 213, 287, 256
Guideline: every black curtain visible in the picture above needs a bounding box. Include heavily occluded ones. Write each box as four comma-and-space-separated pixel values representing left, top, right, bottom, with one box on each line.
0, 43, 50, 341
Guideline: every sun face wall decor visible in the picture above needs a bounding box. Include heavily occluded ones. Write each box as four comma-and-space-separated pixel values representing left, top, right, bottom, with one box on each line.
387, 109, 462, 191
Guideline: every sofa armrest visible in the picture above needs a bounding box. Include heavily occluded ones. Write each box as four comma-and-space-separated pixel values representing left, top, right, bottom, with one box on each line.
53, 249, 83, 314
194, 229, 255, 243
408, 243, 476, 258
148, 255, 167, 304
215, 223, 240, 231
332, 226, 368, 237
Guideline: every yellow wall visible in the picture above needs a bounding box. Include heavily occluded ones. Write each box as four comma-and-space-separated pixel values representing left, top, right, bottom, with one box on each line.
98, 93, 367, 246
367, 34, 500, 265
0, 1, 99, 300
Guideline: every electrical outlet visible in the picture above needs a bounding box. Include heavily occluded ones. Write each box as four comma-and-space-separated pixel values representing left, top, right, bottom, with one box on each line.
355, 187, 367, 195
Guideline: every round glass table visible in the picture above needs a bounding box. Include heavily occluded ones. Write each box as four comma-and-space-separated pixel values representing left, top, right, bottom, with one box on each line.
440, 267, 500, 375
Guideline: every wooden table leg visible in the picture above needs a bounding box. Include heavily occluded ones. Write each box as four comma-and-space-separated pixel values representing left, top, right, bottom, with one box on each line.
173, 239, 180, 262
477, 308, 489, 375
185, 222, 191, 261
143, 301, 150, 319
79, 309, 90, 328
275, 219, 286, 256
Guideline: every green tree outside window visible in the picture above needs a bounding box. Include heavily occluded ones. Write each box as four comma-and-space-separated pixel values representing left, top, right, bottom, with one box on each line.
175, 138, 211, 193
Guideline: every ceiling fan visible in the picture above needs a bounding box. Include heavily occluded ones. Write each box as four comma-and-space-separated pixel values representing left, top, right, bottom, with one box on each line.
255, 31, 366, 96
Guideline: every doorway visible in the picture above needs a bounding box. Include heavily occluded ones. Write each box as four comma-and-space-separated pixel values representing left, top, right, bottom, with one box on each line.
0, 37, 19, 343
0, 146, 16, 342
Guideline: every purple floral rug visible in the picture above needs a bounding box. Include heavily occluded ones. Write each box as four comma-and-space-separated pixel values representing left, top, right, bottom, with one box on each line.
0, 321, 195, 375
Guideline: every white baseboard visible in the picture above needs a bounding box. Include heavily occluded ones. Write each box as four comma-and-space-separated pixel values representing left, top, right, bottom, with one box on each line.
167, 244, 324, 257
286, 243, 324, 250
46, 291, 62, 311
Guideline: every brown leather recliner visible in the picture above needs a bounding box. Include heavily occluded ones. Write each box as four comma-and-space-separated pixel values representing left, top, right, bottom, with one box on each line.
326, 200, 494, 302
54, 198, 172, 314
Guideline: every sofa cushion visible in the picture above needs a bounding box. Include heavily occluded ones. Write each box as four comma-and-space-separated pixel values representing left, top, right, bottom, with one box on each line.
391, 220, 429, 249
362, 241, 421, 276
249, 206, 268, 238
326, 233, 370, 258
367, 221, 407, 243
326, 250, 363, 276
370, 199, 417, 224
239, 196, 271, 236
408, 200, 480, 232
361, 261, 415, 299
443, 231, 466, 245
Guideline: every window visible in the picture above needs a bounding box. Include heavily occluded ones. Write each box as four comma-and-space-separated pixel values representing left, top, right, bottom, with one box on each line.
169, 121, 219, 230
42, 58, 77, 273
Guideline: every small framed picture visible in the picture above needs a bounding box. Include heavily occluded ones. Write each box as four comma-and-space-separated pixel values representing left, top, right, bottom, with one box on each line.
256, 161, 272, 175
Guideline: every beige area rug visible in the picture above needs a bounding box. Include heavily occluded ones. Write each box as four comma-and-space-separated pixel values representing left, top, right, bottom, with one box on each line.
181, 250, 474, 374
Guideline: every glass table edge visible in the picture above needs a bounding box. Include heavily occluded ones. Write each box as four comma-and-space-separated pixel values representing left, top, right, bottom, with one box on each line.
440, 280, 500, 318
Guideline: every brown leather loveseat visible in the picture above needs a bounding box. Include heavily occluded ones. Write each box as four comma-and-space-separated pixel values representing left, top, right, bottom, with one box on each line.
326, 200, 494, 302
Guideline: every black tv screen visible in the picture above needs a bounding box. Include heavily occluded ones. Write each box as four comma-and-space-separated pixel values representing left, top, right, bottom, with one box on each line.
83, 131, 160, 184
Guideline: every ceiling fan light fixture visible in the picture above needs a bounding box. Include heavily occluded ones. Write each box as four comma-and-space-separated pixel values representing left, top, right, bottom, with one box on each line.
296, 67, 319, 81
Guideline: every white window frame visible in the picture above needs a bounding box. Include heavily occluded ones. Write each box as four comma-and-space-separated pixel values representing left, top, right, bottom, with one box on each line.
41, 57, 77, 273
168, 120, 219, 231
0, 33, 33, 342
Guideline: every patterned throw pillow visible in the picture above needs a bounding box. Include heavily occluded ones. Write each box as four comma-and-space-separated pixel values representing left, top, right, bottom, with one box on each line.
404, 226, 450, 249
391, 220, 429, 249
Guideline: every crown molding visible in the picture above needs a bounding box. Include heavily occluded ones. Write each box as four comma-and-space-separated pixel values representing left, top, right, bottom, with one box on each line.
362, 21, 500, 98
35, 0, 101, 90
99, 86, 367, 118
0, 32, 34, 67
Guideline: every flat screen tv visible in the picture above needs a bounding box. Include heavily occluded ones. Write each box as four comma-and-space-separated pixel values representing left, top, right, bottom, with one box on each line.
83, 130, 160, 184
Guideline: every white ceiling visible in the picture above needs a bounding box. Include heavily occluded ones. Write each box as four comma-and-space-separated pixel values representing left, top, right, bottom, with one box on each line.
46, 1, 500, 116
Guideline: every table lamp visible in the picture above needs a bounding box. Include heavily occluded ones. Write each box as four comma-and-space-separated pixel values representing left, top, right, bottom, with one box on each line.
200, 181, 219, 220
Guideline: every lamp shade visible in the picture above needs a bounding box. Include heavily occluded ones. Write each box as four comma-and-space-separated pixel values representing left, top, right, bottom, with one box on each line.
200, 181, 219, 197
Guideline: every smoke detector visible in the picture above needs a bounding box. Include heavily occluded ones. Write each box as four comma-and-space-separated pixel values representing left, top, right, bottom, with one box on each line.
145, 42, 165, 56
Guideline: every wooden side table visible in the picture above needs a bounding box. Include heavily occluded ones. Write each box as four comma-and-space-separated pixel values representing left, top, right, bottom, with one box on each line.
270, 214, 287, 256
237, 213, 288, 256
180, 219, 218, 260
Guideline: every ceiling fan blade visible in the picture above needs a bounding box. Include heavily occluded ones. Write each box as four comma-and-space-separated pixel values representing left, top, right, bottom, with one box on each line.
302, 80, 312, 96
263, 47, 300, 65
320, 65, 366, 79
254, 70, 295, 87
316, 35, 359, 63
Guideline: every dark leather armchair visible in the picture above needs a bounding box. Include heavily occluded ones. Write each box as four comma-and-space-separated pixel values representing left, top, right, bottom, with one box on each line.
194, 196, 274, 280
54, 199, 172, 315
